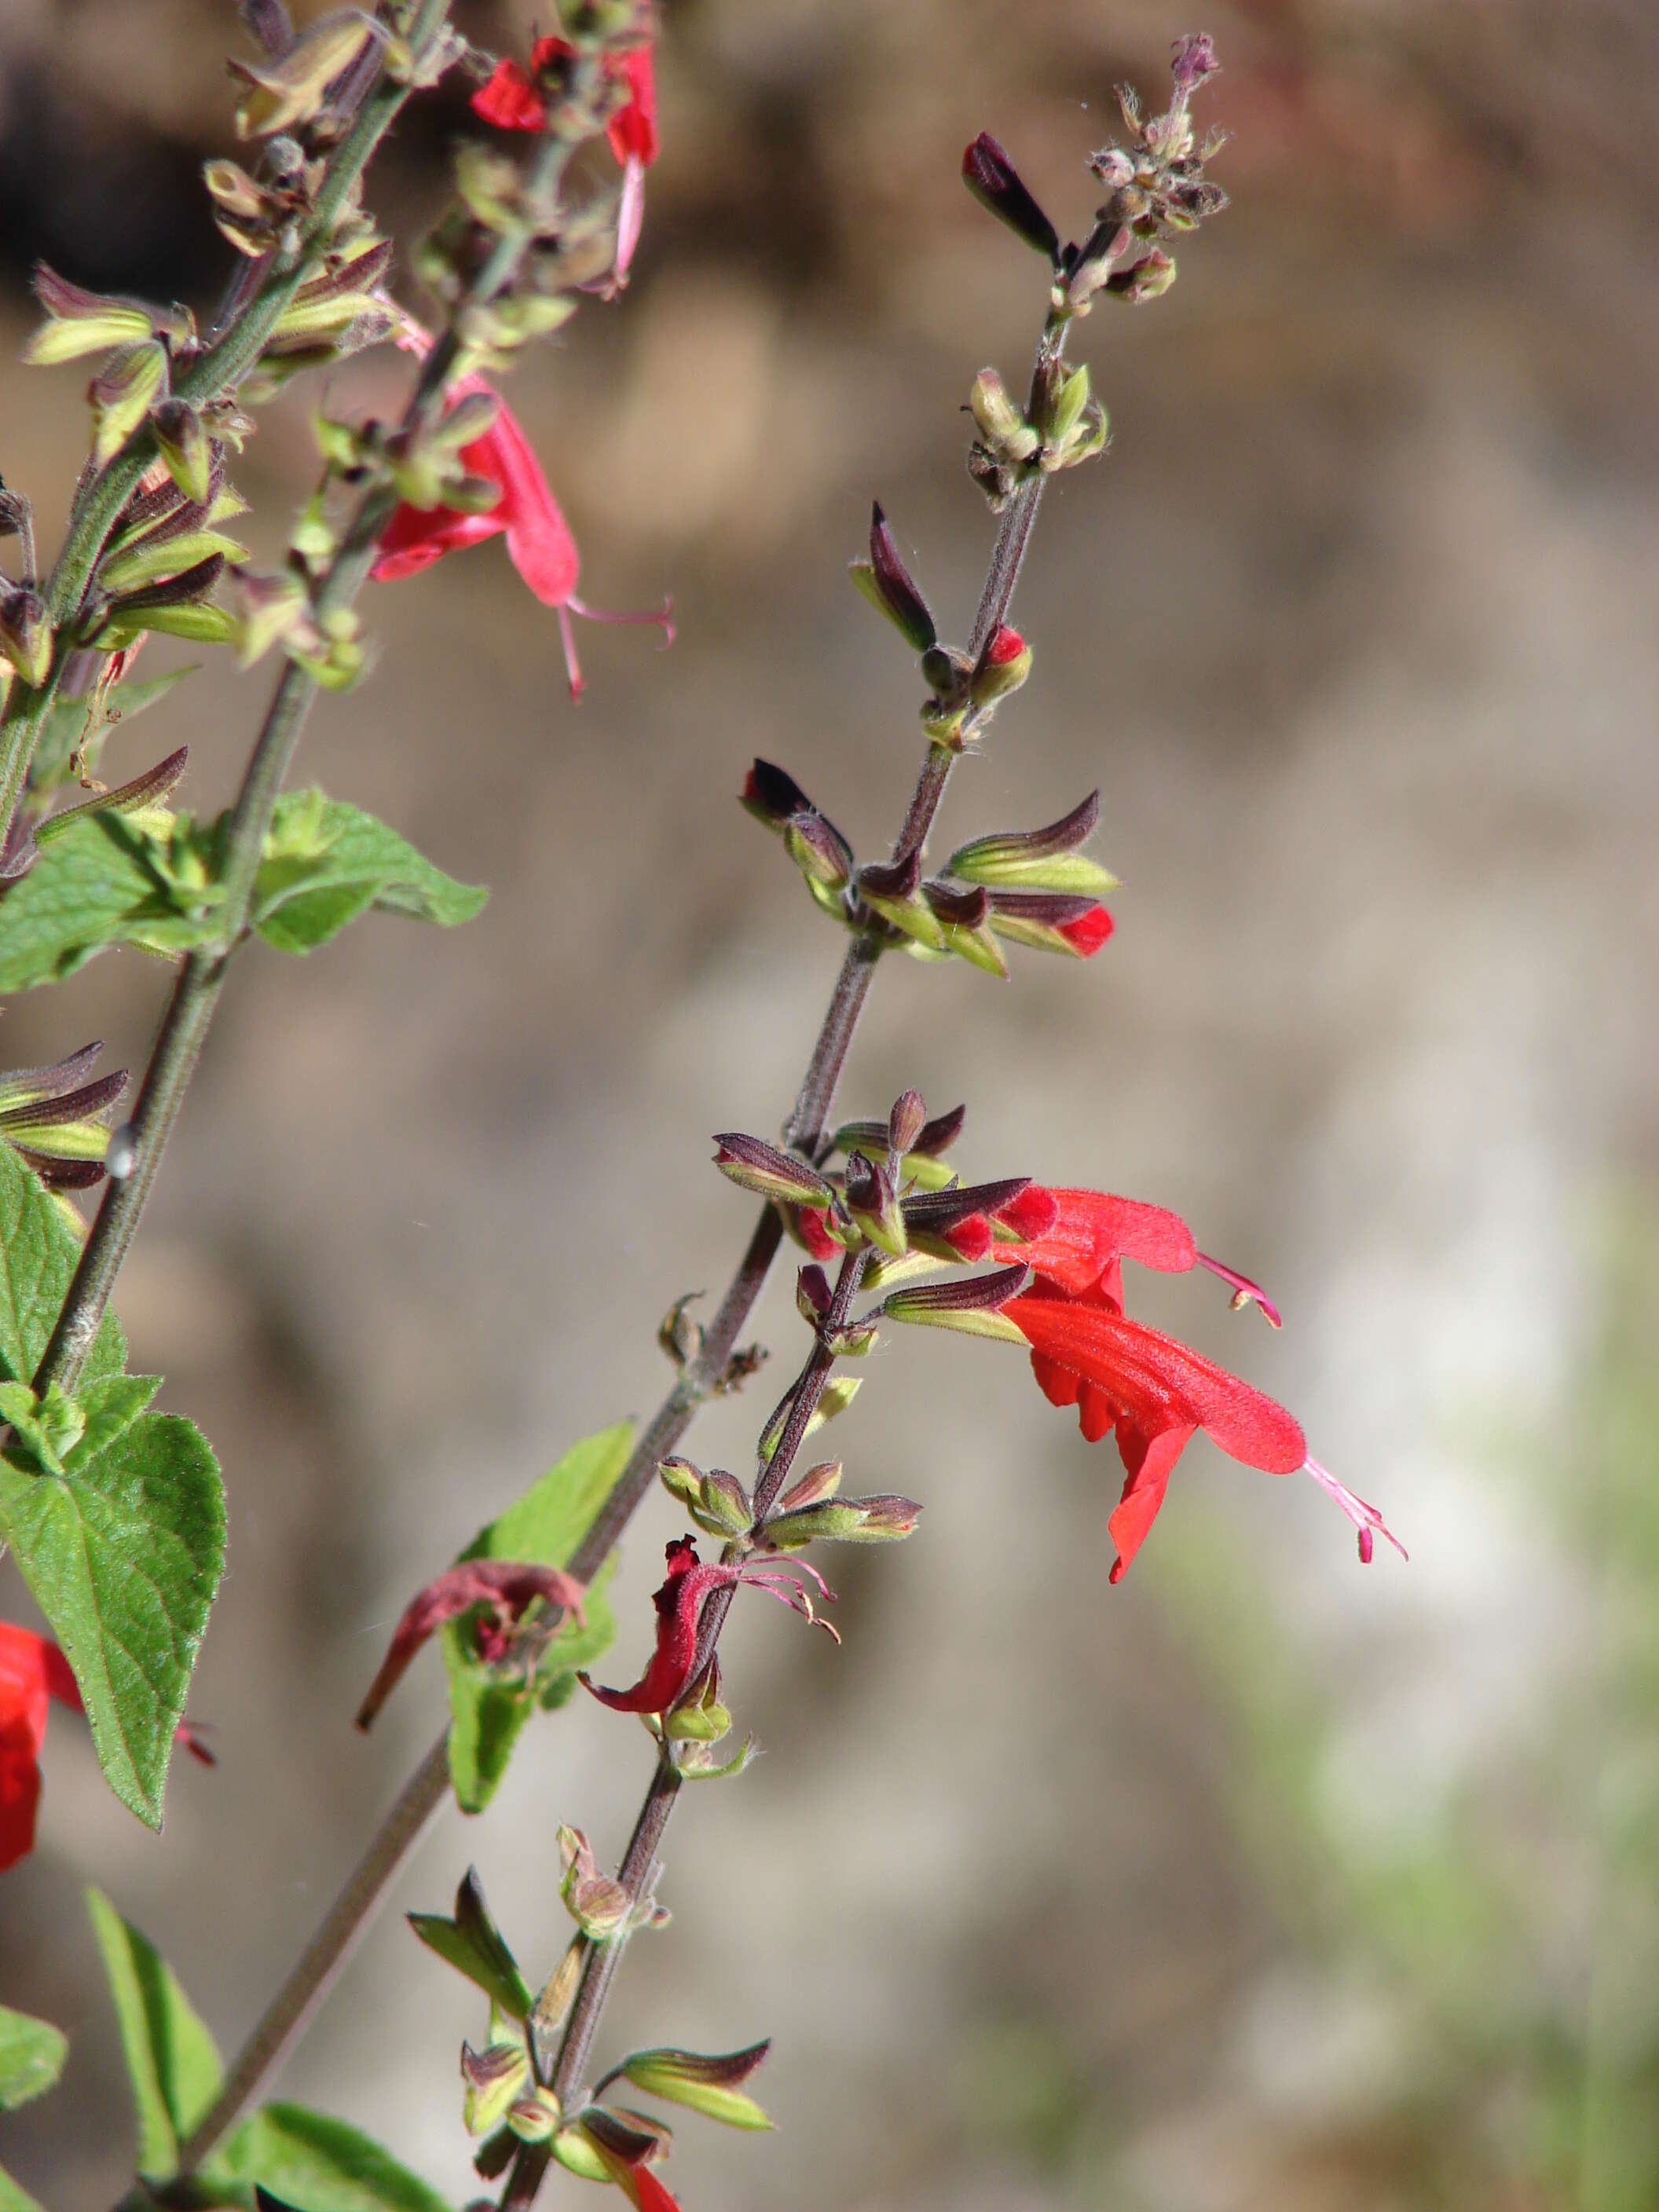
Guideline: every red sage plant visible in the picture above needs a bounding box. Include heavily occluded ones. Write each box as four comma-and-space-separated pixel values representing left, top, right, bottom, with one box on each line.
0, 13, 1397, 2212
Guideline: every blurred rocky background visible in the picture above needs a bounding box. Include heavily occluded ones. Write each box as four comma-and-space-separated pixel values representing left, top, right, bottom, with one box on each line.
2, 0, 1658, 2207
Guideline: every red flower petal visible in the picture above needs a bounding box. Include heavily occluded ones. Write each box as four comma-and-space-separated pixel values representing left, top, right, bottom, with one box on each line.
1107, 1423, 1194, 1582
607, 46, 659, 167
994, 1188, 1198, 1300
1058, 903, 1113, 956
471, 57, 547, 132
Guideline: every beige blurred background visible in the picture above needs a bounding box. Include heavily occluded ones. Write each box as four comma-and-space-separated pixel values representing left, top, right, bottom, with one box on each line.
3, 0, 1658, 2206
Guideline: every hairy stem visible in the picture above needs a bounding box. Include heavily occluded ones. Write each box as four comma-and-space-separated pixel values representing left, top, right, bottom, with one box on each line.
35, 57, 596, 1399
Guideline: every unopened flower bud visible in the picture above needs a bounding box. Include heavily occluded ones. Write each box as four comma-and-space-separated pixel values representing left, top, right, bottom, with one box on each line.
657, 1456, 705, 1511
947, 793, 1117, 896
961, 133, 1060, 262
698, 1470, 753, 1538
924, 880, 1006, 977
0, 588, 52, 688
987, 890, 1114, 959
229, 9, 383, 137
782, 809, 854, 892
24, 266, 154, 366
777, 1459, 843, 1512
765, 1492, 921, 1548
759, 1375, 861, 1460
848, 503, 937, 652
843, 1151, 906, 1256
969, 368, 1039, 461
969, 624, 1032, 709
820, 1318, 880, 1358
858, 851, 946, 950
883, 1262, 1033, 1342
507, 2088, 562, 2144
227, 566, 313, 667
617, 2042, 774, 2130
462, 2040, 531, 2137
88, 341, 168, 467
148, 399, 213, 506
887, 1088, 927, 1155
796, 1265, 832, 1323
713, 1133, 833, 1210
1108, 250, 1177, 304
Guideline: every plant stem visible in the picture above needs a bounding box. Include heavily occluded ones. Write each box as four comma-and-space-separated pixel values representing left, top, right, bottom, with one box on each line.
176, 1734, 453, 2174
34, 58, 596, 1399
179, 309, 1065, 2178
0, 0, 455, 835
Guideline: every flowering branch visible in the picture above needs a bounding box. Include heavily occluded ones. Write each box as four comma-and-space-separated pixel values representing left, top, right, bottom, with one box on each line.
168, 281, 1071, 2187
31, 26, 607, 1398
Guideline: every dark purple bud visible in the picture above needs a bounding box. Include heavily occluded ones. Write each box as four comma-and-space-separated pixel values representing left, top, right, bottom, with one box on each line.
713, 1133, 833, 1209
784, 808, 855, 889
883, 1262, 1034, 1341
796, 1265, 833, 1322
916, 1102, 967, 1158
848, 504, 936, 652
904, 1179, 1033, 1241
858, 851, 923, 903
99, 552, 225, 618
961, 133, 1060, 262
740, 758, 813, 830
923, 881, 991, 930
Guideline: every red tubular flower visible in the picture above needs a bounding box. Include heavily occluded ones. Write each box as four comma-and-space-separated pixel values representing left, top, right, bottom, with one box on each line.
1009, 1287, 1404, 1580
1, 1621, 214, 1871
371, 329, 672, 697
355, 1561, 587, 1732
993, 1185, 1283, 1326
580, 1538, 835, 1717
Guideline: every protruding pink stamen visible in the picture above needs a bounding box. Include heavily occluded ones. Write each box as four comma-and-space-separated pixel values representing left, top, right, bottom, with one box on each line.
559, 593, 676, 702
1196, 1251, 1283, 1329
1303, 1456, 1407, 1563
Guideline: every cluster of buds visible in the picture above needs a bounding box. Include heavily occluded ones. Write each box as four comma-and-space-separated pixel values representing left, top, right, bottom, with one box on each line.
742, 740, 1115, 978
967, 354, 1107, 513
961, 35, 1227, 326
411, 1865, 764, 2203
225, 9, 390, 141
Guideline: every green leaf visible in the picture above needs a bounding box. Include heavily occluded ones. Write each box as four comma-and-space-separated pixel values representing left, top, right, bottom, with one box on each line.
0, 1379, 223, 1829
252, 792, 486, 954
205, 2104, 454, 2212
86, 1889, 222, 2179
0, 2166, 46, 2212
408, 1867, 533, 2019
0, 1144, 120, 1387
0, 788, 484, 992
0, 2006, 68, 2111
0, 809, 214, 991
441, 1421, 631, 1815
0, 1152, 217, 1826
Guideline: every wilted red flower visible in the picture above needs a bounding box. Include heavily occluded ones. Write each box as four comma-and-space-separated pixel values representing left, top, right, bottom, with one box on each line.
1, 1621, 213, 1871
371, 328, 672, 697
355, 1561, 587, 1731
580, 1537, 835, 1716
